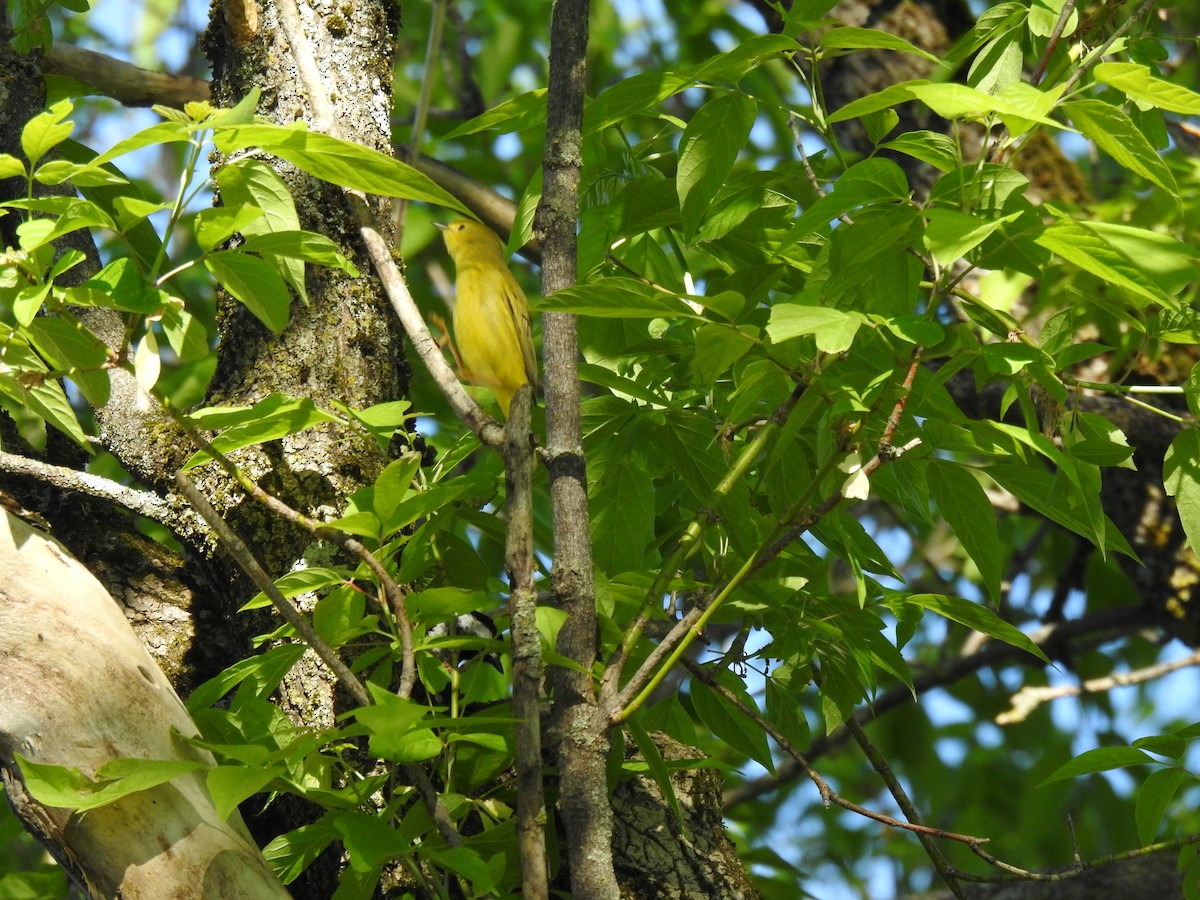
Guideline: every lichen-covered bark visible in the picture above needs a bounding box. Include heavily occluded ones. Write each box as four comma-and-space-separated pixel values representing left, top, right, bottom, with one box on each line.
612, 735, 760, 900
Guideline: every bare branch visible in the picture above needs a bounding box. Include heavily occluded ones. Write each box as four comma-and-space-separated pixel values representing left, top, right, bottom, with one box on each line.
0, 449, 173, 524
41, 44, 210, 108
998, 648, 1200, 725
174, 471, 372, 709
170, 416, 418, 700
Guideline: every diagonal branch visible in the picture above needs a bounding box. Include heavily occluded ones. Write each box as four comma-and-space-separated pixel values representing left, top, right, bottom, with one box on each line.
174, 471, 372, 708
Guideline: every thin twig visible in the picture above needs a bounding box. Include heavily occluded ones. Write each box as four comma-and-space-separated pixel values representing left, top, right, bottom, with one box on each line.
347, 191, 504, 447
997, 648, 1200, 725
879, 349, 922, 453
171, 415, 417, 700
602, 385, 805, 699
723, 606, 1148, 809
842, 713, 967, 899
175, 471, 372, 708
1030, 0, 1078, 87
958, 833, 1200, 883
684, 661, 987, 851
393, 0, 449, 236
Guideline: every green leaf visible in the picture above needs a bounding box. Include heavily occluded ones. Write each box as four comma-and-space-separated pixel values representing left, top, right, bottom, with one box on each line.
1135, 767, 1187, 845
926, 461, 1002, 604
1189, 363, 1200, 419
1063, 100, 1176, 194
829, 80, 1063, 130
585, 72, 695, 134
912, 82, 1061, 131
371, 455, 422, 532
205, 250, 293, 333
217, 160, 307, 300
788, 157, 909, 239
26, 316, 111, 407
182, 394, 338, 469
690, 674, 775, 773
186, 644, 308, 712
339, 399, 413, 449
903, 594, 1050, 663
535, 278, 698, 319
160, 305, 211, 362
986, 462, 1132, 556
591, 455, 654, 575
193, 205, 266, 252
693, 324, 756, 388
677, 93, 758, 238
439, 89, 548, 140
584, 34, 795, 135
691, 33, 799, 82
78, 257, 160, 313
1083, 222, 1199, 296
352, 694, 438, 763
818, 26, 938, 62
422, 846, 502, 893
1035, 221, 1171, 309
17, 754, 203, 812
968, 32, 1023, 95
244, 567, 350, 612
88, 121, 197, 169
1028, 0, 1077, 38
384, 480, 473, 536
626, 720, 683, 825
212, 124, 470, 215
828, 80, 930, 124
579, 364, 675, 407
21, 101, 75, 167
0, 153, 26, 179
331, 810, 410, 871
923, 208, 1020, 267
240, 231, 357, 273
1164, 430, 1200, 552
879, 131, 960, 173
0, 337, 91, 451
764, 678, 811, 751
1039, 746, 1156, 786
207, 764, 283, 823
1095, 62, 1200, 115
766, 304, 864, 353
1133, 733, 1186, 760
262, 819, 338, 884
314, 589, 372, 648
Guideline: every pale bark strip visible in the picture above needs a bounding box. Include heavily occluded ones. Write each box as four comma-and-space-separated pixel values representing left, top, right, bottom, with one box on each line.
0, 511, 288, 899
535, 0, 619, 896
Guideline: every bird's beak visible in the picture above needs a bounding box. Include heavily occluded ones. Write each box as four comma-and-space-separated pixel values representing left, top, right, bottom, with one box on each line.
432, 222, 448, 231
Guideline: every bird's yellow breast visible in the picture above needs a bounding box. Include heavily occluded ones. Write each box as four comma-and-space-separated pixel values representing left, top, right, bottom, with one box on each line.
453, 264, 532, 413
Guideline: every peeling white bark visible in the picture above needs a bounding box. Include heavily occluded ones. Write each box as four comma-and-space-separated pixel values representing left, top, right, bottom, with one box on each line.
0, 510, 288, 899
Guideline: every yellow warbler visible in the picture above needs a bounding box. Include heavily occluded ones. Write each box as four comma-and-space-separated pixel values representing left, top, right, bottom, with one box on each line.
435, 219, 537, 418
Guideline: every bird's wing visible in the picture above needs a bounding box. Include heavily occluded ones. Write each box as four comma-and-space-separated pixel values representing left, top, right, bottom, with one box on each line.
501, 272, 539, 388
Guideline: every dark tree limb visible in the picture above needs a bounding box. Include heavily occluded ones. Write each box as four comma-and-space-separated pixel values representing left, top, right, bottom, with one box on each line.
534, 0, 619, 896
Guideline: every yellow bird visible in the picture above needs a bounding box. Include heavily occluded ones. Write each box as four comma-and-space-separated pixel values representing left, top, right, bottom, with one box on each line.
435, 219, 537, 418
